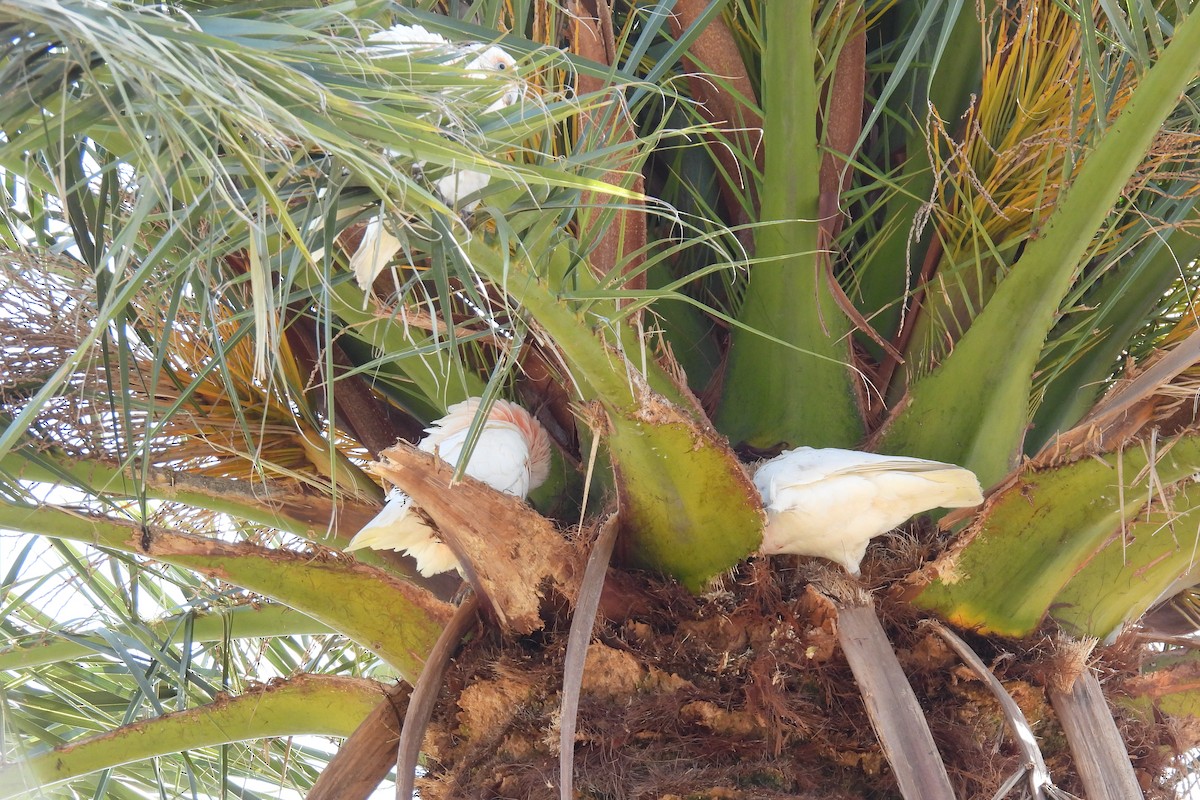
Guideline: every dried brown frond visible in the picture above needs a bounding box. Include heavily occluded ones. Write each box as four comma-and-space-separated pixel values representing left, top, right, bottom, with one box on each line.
371, 444, 583, 634
1037, 327, 1200, 464
0, 252, 376, 500
931, 0, 1146, 263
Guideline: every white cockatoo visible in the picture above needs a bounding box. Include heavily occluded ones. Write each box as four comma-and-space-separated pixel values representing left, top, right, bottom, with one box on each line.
363, 24, 521, 113
346, 397, 551, 577
754, 447, 984, 574
351, 24, 521, 290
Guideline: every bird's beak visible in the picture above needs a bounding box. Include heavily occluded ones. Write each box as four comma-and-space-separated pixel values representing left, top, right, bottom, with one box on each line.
482, 83, 524, 114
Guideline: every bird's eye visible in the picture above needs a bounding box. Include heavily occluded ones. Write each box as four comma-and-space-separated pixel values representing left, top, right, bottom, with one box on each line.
495, 61, 509, 70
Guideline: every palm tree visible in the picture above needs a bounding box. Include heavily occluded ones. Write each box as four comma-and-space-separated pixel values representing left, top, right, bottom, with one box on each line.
3, 0, 1200, 797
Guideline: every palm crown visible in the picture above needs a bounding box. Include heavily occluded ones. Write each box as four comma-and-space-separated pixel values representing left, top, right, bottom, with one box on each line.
3, 0, 1200, 797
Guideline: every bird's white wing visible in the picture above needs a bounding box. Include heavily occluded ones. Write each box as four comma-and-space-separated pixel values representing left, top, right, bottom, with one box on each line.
756, 447, 983, 574
433, 168, 493, 211
400, 535, 463, 578
756, 447, 960, 486
349, 214, 403, 290
754, 447, 860, 490
464, 425, 534, 497
346, 490, 430, 550
363, 23, 450, 55
869, 464, 985, 509
345, 490, 460, 577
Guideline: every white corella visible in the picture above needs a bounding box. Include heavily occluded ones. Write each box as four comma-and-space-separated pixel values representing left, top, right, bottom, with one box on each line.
754, 447, 984, 573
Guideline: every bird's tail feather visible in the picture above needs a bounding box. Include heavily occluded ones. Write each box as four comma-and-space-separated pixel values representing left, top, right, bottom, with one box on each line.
403, 537, 463, 578
345, 493, 435, 552
919, 469, 985, 507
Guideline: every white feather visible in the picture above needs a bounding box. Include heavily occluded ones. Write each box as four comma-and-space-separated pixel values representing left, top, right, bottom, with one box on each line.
361, 24, 520, 118
349, 217, 406, 290
432, 168, 494, 211
345, 398, 551, 577
345, 491, 434, 553
754, 447, 983, 574
349, 30, 520, 285
420, 422, 536, 498
349, 167, 492, 288
364, 23, 450, 50
401, 534, 465, 578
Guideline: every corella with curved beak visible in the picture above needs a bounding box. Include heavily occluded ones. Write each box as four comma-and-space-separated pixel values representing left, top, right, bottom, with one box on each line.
754, 447, 984, 574
346, 397, 551, 577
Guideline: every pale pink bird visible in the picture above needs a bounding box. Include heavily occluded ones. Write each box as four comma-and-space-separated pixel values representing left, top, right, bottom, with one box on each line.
346, 397, 551, 577
754, 447, 984, 574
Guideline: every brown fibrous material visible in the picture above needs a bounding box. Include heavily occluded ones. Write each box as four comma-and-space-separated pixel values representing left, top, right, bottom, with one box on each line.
399, 533, 1180, 799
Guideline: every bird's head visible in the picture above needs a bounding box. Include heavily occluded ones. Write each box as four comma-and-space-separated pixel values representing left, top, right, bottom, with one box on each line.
465, 46, 523, 111
466, 46, 517, 74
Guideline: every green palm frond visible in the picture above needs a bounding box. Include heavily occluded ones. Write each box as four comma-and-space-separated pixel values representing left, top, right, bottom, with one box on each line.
1, 531, 376, 799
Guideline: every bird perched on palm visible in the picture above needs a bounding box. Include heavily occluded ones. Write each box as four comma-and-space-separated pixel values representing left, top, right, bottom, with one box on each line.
351, 23, 522, 290
754, 447, 984, 574
362, 23, 521, 111
346, 397, 551, 577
